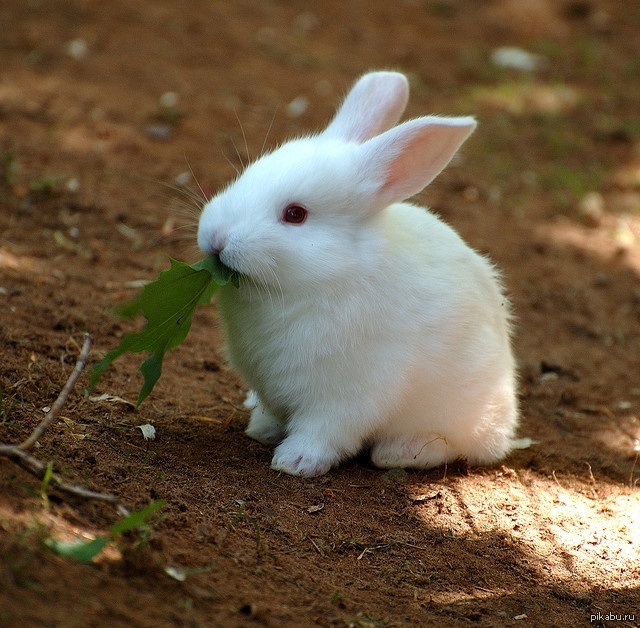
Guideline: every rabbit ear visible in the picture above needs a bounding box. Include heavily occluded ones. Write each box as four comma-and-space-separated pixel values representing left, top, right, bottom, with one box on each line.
322, 72, 409, 143
358, 116, 477, 209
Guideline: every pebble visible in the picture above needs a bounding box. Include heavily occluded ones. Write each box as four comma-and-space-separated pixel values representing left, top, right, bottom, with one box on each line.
286, 96, 309, 118
66, 177, 80, 193
145, 123, 173, 141
491, 46, 547, 73
66, 38, 88, 60
159, 91, 179, 108
175, 171, 191, 185
578, 191, 604, 227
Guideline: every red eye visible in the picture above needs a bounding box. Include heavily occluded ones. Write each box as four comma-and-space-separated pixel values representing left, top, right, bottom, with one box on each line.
282, 203, 308, 225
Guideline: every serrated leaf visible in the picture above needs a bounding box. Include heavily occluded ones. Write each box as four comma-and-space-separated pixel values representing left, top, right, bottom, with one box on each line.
191, 254, 240, 288
109, 499, 166, 536
45, 536, 110, 563
45, 501, 167, 565
90, 256, 238, 405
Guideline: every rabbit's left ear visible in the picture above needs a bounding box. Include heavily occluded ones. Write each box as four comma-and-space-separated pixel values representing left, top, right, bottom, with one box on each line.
322, 71, 409, 143
357, 116, 477, 210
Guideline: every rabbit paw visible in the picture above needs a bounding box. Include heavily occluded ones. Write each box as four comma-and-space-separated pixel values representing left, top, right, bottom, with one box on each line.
245, 403, 284, 445
243, 390, 259, 409
271, 436, 338, 477
371, 434, 449, 469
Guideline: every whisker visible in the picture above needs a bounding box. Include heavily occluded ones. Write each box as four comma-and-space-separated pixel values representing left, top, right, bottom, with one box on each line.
221, 147, 241, 177
120, 173, 208, 260
168, 222, 199, 233
168, 201, 200, 221
172, 188, 204, 212
125, 172, 195, 203
151, 176, 204, 212
229, 135, 245, 171
261, 103, 280, 157
234, 109, 251, 165
255, 272, 266, 307
184, 155, 209, 202
273, 268, 285, 320
260, 259, 285, 319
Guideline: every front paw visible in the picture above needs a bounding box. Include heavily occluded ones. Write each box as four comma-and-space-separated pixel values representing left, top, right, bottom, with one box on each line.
271, 436, 338, 477
243, 389, 259, 410
245, 403, 284, 445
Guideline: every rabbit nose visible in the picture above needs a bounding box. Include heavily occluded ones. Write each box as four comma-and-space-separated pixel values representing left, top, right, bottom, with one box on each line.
206, 232, 227, 256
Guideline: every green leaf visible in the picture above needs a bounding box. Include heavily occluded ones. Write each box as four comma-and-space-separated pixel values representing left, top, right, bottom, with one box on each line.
109, 500, 166, 536
40, 461, 54, 496
191, 254, 240, 288
90, 256, 238, 405
44, 501, 167, 563
45, 536, 110, 563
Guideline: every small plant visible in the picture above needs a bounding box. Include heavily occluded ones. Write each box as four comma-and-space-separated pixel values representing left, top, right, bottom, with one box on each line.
1, 151, 18, 186
230, 502, 264, 552
38, 462, 55, 509
44, 500, 166, 563
90, 255, 238, 405
29, 175, 58, 197
0, 389, 16, 424
331, 591, 348, 608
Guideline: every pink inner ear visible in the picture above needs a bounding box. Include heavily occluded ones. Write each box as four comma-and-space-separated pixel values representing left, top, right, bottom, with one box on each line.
383, 128, 450, 195
375, 118, 476, 205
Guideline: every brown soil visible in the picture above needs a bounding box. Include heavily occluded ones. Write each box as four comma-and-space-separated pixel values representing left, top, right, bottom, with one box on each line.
1, 1, 639, 626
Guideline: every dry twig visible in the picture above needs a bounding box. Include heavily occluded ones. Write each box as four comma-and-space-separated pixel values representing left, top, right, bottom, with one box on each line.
20, 334, 92, 450
0, 333, 118, 503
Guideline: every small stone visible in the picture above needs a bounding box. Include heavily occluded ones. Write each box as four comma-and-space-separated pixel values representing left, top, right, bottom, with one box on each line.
66, 177, 80, 193
578, 191, 604, 227
175, 171, 191, 186
491, 47, 547, 73
159, 91, 179, 108
66, 38, 88, 60
145, 124, 173, 141
286, 96, 309, 118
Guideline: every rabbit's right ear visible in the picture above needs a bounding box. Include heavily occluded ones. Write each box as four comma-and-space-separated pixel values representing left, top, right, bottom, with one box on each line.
322, 72, 409, 143
357, 116, 477, 212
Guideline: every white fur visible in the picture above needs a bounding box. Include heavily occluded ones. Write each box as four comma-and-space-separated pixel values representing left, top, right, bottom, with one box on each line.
197, 71, 518, 476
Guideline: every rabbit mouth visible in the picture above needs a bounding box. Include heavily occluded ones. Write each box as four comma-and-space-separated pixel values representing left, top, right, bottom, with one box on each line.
204, 253, 242, 287
217, 256, 236, 275
217, 251, 261, 285
214, 250, 238, 275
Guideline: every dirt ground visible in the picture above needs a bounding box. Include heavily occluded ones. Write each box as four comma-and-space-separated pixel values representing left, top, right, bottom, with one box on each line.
1, 1, 639, 626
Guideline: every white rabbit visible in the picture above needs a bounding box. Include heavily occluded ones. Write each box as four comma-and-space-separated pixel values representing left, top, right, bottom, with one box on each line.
197, 71, 518, 477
